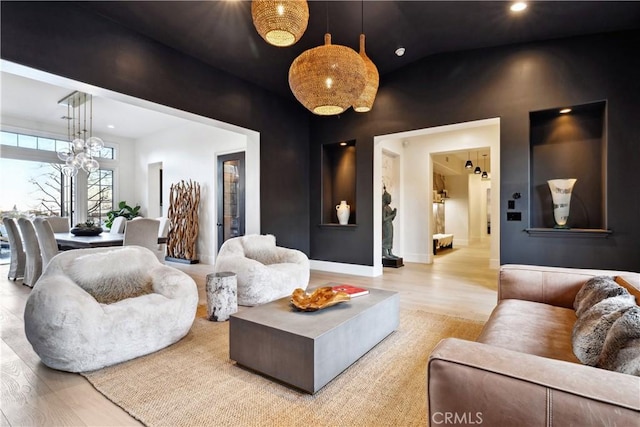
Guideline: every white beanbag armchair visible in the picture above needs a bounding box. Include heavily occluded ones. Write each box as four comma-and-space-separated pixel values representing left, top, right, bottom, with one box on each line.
24, 246, 198, 372
214, 234, 309, 306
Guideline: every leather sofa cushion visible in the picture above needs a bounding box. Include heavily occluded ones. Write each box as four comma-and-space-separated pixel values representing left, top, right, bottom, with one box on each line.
477, 299, 580, 364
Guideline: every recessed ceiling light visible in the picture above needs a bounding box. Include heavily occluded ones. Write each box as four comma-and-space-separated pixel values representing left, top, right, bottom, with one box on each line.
559, 108, 572, 114
395, 47, 405, 57
107, 124, 115, 129
510, 2, 527, 12
339, 142, 347, 146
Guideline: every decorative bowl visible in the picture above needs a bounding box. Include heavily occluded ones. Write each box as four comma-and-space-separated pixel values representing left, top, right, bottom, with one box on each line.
290, 287, 350, 312
70, 227, 103, 236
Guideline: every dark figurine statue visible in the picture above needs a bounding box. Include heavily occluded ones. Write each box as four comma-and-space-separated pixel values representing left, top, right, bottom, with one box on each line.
382, 188, 399, 259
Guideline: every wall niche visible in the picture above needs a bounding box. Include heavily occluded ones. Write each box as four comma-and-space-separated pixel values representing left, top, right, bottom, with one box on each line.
529, 101, 608, 232
322, 140, 356, 225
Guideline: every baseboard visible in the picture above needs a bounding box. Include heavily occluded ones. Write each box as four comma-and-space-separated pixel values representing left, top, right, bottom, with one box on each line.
310, 260, 380, 277
403, 253, 429, 263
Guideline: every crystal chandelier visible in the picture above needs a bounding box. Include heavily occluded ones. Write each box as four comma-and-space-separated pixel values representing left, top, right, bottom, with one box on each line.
57, 91, 104, 177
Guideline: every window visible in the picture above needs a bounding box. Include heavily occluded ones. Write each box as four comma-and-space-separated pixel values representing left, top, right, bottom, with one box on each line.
0, 130, 116, 224
0, 158, 73, 217
1, 131, 115, 160
88, 169, 113, 224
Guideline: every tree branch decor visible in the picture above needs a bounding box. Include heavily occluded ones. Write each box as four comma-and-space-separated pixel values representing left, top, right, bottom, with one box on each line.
167, 180, 201, 262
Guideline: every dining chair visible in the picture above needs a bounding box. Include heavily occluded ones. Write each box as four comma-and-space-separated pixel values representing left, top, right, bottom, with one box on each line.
123, 218, 160, 252
46, 216, 70, 233
17, 218, 42, 287
110, 216, 127, 234
2, 217, 25, 281
33, 217, 61, 268
154, 217, 170, 263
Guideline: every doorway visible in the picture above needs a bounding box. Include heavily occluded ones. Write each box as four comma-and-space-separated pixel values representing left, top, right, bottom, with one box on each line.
217, 152, 245, 250
374, 118, 501, 276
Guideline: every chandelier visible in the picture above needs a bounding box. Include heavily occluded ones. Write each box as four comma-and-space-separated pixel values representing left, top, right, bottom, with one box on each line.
251, 0, 309, 47
352, 34, 379, 113
289, 33, 366, 115
56, 91, 104, 177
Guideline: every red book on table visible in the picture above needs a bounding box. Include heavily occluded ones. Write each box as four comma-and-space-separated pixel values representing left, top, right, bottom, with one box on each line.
332, 284, 369, 297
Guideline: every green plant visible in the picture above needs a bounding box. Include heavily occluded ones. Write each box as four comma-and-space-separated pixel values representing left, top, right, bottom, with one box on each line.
105, 201, 141, 229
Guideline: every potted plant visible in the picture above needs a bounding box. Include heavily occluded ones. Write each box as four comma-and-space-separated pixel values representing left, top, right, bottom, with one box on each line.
70, 220, 103, 236
105, 201, 141, 229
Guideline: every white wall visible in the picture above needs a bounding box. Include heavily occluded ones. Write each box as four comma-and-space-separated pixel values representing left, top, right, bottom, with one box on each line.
134, 121, 255, 264
444, 174, 469, 246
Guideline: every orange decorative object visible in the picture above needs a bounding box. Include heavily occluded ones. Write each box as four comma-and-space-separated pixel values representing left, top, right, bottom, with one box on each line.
290, 286, 350, 311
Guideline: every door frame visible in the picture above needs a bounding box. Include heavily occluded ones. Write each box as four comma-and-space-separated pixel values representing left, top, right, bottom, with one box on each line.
217, 151, 246, 250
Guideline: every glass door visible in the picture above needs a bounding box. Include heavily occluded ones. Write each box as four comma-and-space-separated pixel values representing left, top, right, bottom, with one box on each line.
217, 152, 245, 250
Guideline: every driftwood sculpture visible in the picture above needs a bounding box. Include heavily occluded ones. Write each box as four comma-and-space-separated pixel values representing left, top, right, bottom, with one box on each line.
167, 180, 201, 262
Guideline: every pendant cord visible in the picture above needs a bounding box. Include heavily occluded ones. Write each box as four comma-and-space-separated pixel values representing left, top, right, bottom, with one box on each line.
361, 0, 364, 34
326, 1, 329, 33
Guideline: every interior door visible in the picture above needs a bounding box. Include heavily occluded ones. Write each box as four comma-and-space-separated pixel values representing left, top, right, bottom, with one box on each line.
217, 152, 245, 250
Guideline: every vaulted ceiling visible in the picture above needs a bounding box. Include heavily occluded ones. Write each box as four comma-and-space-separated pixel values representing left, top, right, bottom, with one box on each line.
79, 1, 640, 101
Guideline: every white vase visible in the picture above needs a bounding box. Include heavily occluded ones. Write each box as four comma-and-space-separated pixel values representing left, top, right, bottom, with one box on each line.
547, 179, 577, 228
336, 201, 350, 225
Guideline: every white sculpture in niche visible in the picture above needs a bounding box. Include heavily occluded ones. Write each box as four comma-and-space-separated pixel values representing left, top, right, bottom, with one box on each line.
547, 178, 577, 228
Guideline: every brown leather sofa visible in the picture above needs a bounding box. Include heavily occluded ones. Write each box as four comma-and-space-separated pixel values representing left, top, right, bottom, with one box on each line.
428, 264, 640, 426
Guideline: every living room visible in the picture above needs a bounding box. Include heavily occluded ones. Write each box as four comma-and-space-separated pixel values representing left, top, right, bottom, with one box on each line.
1, 1, 639, 426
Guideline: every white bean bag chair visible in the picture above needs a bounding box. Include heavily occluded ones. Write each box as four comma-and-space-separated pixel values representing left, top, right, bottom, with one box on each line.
24, 246, 198, 372
214, 234, 309, 306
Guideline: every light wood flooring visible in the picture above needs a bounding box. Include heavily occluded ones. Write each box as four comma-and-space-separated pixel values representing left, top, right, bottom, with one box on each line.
0, 241, 497, 426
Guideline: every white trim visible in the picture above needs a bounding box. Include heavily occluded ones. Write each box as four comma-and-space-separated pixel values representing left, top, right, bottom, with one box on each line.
310, 260, 381, 277
403, 253, 429, 263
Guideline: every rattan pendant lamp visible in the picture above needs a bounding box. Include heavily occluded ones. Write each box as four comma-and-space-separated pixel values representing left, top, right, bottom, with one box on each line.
352, 2, 379, 113
251, 0, 309, 47
289, 33, 366, 115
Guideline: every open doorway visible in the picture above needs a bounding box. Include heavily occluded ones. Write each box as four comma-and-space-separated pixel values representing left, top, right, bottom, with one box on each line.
431, 149, 492, 260
373, 118, 500, 276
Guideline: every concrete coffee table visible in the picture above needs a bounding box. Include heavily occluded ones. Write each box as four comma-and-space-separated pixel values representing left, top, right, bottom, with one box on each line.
229, 286, 399, 393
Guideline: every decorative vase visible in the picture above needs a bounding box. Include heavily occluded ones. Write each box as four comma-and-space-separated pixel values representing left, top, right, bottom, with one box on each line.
547, 178, 577, 228
336, 200, 350, 225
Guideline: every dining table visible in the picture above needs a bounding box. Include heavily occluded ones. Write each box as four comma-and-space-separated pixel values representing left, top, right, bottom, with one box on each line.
54, 232, 167, 250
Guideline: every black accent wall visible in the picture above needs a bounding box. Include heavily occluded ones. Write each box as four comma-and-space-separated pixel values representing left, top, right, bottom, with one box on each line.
3, 2, 638, 271
310, 30, 640, 270
1, 1, 310, 253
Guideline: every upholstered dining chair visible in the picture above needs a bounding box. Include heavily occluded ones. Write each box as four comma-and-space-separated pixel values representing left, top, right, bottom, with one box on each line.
123, 218, 160, 252
17, 218, 42, 287
33, 217, 61, 268
154, 216, 170, 263
110, 216, 127, 234
2, 217, 25, 281
46, 216, 70, 233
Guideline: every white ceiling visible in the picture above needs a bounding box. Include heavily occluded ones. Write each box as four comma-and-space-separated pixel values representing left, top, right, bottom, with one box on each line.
433, 149, 491, 176
0, 71, 192, 141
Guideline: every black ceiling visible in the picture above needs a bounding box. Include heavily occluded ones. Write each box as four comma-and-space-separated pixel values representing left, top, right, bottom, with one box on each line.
79, 1, 640, 100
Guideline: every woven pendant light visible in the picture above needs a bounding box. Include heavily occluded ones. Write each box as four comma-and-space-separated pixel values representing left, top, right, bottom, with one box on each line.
251, 0, 309, 47
289, 33, 367, 115
352, 34, 379, 113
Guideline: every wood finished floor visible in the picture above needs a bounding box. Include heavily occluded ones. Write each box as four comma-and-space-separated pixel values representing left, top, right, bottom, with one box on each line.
0, 241, 497, 426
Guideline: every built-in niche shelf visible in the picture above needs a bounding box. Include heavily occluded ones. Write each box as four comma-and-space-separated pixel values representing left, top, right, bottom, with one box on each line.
525, 228, 612, 238
529, 100, 611, 234
321, 140, 356, 225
